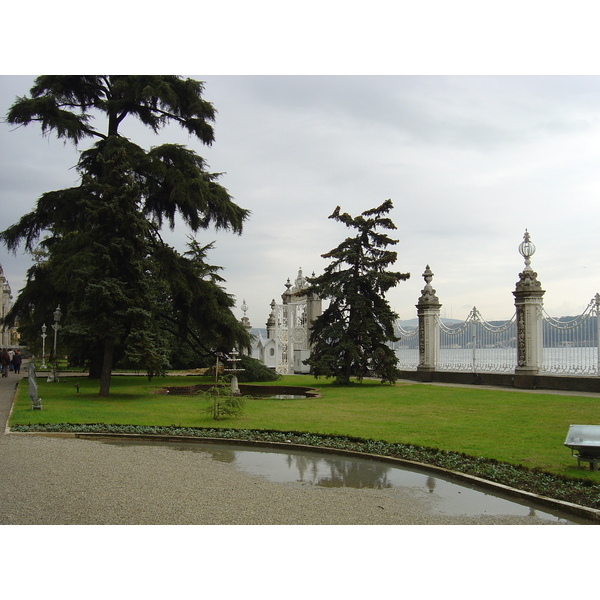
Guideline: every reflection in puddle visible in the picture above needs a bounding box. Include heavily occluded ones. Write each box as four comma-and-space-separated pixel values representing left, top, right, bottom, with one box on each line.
102, 440, 584, 523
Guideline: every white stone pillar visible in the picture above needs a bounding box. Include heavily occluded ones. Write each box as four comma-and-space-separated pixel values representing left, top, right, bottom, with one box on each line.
513, 231, 545, 388
240, 299, 252, 356
306, 285, 322, 352
266, 300, 276, 339
416, 265, 441, 380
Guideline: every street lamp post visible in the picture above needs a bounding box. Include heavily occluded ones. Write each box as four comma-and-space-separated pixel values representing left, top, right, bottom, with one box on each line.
49, 305, 62, 383
40, 324, 47, 369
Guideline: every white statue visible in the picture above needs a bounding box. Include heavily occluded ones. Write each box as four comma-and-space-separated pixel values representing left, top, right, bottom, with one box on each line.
28, 358, 42, 410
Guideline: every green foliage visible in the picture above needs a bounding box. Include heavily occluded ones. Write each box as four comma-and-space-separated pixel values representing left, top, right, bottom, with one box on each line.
164, 337, 202, 370
306, 200, 409, 385
152, 239, 251, 359
236, 355, 281, 382
7, 75, 217, 144
2, 76, 251, 395
199, 383, 247, 420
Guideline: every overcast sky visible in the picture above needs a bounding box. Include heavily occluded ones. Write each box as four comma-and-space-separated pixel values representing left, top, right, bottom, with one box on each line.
1, 75, 599, 328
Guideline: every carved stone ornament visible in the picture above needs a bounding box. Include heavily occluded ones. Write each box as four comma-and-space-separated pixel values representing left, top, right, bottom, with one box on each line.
265, 299, 276, 329
515, 269, 543, 293
514, 230, 545, 294
418, 265, 440, 304
291, 268, 309, 294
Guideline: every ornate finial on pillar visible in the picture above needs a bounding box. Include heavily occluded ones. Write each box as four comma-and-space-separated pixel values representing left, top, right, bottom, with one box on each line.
266, 299, 276, 330
282, 278, 293, 304
418, 265, 439, 304
289, 268, 309, 295
516, 230, 542, 292
240, 298, 251, 331
518, 229, 536, 272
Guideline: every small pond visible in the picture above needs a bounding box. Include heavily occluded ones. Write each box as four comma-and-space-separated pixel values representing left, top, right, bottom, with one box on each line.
159, 384, 320, 399
100, 438, 590, 523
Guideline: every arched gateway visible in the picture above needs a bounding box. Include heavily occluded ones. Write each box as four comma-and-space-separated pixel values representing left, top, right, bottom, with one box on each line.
252, 269, 322, 374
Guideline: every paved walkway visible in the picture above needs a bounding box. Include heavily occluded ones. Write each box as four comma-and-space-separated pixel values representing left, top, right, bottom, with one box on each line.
0, 367, 590, 525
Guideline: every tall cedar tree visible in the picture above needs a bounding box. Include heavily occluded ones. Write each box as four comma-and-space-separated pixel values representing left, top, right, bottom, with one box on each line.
1, 76, 250, 395
305, 200, 409, 385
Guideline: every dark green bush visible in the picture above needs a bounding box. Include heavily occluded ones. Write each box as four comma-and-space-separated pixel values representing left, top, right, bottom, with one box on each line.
236, 355, 281, 382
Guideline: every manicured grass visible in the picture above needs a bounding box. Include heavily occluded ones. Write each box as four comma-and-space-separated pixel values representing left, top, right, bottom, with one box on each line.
10, 373, 600, 482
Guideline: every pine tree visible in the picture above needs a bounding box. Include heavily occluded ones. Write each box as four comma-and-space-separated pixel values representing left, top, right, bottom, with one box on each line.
1, 76, 250, 395
305, 200, 409, 385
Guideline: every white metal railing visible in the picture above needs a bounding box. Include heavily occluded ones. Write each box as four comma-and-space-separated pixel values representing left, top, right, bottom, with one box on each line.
393, 295, 599, 377
437, 308, 517, 373
394, 324, 419, 370
541, 294, 599, 376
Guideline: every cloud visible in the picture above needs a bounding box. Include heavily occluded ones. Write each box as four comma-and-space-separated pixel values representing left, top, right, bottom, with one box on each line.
1, 75, 599, 330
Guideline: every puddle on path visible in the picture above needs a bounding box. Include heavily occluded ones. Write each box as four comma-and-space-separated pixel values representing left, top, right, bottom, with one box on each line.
101, 439, 588, 523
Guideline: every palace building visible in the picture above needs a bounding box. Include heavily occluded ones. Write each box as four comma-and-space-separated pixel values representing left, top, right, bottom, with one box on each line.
0, 264, 18, 347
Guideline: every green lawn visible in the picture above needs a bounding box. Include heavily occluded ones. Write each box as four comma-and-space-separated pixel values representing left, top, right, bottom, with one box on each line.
10, 373, 600, 482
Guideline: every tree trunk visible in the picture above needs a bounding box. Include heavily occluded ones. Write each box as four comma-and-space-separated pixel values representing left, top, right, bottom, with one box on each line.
98, 337, 115, 396
88, 354, 102, 379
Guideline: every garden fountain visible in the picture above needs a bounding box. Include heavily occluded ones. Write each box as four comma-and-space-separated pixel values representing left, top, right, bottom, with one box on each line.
223, 348, 244, 395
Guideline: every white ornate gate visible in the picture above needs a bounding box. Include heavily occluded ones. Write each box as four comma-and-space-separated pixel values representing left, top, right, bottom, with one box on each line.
271, 269, 313, 374
274, 299, 309, 374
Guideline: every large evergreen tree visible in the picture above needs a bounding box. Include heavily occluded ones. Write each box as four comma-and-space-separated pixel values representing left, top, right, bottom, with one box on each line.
1, 76, 250, 395
305, 200, 409, 385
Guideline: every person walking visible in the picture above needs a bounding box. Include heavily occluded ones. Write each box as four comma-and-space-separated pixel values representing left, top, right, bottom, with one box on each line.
12, 350, 22, 374
8, 349, 14, 372
1, 349, 10, 377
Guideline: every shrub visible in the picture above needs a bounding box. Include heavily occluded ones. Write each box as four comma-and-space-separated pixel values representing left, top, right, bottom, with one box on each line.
236, 355, 281, 382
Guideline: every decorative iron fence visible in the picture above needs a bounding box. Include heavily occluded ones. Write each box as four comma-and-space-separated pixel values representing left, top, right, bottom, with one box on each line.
540, 294, 599, 376
437, 308, 517, 373
389, 233, 598, 378
394, 324, 419, 370
394, 296, 599, 376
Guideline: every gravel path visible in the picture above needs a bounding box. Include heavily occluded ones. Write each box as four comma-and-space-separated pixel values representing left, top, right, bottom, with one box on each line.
0, 368, 581, 525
